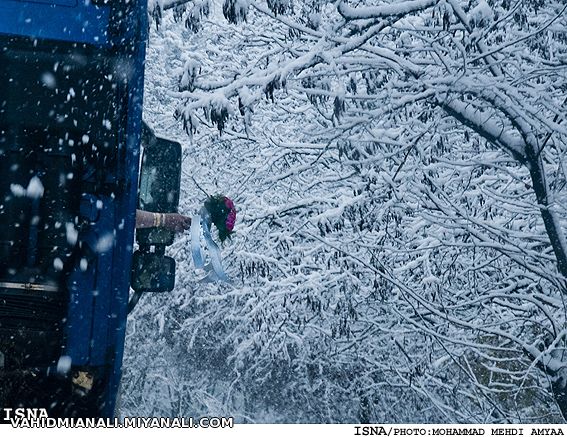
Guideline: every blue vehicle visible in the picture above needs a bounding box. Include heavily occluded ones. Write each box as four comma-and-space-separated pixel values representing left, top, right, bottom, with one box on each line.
0, 0, 182, 417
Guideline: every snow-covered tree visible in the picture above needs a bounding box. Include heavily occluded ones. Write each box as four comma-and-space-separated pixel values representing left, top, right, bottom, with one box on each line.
123, 0, 567, 423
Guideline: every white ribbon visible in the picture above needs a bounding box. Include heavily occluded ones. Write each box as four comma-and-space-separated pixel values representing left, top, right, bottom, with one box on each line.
190, 207, 230, 283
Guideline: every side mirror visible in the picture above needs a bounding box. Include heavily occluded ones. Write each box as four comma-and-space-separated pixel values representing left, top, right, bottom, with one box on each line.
136, 124, 182, 247
131, 251, 175, 292
131, 122, 182, 294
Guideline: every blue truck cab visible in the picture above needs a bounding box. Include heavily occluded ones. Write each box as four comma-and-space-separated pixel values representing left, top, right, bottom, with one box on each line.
0, 0, 181, 417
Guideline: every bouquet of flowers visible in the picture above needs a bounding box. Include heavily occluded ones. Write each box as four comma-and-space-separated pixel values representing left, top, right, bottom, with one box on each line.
204, 195, 237, 242
190, 193, 236, 283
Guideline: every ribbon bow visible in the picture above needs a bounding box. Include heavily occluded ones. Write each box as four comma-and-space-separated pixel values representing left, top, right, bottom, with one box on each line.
190, 207, 230, 283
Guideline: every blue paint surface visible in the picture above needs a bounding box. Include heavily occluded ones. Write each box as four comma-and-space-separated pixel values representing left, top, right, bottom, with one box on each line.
0, 0, 109, 45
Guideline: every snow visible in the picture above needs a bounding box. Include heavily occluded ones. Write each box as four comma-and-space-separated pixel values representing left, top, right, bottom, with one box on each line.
9, 183, 26, 197
338, 0, 438, 20
26, 176, 44, 199
56, 356, 72, 375
40, 72, 56, 89
468, 0, 494, 28
66, 222, 78, 245
53, 257, 64, 271
95, 233, 114, 253
10, 177, 45, 198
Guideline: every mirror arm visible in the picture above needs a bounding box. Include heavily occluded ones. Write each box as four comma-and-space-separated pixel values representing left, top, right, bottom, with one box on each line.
127, 290, 144, 314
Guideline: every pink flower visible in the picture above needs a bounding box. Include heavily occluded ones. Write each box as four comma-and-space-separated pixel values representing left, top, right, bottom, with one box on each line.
224, 197, 236, 231
224, 197, 235, 210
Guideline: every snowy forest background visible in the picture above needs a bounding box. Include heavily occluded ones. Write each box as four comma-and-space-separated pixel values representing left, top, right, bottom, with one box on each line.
121, 0, 567, 423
